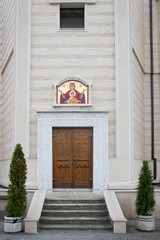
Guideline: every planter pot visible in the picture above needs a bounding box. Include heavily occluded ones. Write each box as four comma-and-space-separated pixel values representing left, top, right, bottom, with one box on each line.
136, 215, 155, 231
4, 216, 23, 233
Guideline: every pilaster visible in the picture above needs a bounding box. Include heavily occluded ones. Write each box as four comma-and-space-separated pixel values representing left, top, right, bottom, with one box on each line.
109, 0, 134, 188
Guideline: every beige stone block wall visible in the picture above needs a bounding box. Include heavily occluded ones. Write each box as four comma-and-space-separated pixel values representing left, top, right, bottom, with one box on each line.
132, 49, 145, 179
0, 1, 2, 161
157, 1, 160, 177
151, 0, 159, 72
30, 0, 116, 161
1, 0, 15, 68
127, 0, 160, 183
144, 0, 159, 72
130, 0, 160, 181
116, 190, 160, 219
0, 0, 15, 161
145, 74, 160, 176
0, 54, 14, 161
0, 160, 12, 186
26, 158, 37, 188
132, 0, 145, 67
0, 0, 16, 184
132, 53, 145, 161
0, 0, 32, 187
144, 0, 160, 178
159, 1, 160, 68
131, 0, 145, 181
0, 0, 159, 187
144, 0, 150, 73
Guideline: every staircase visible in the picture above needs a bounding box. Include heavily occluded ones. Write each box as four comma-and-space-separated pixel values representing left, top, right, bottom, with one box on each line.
39, 197, 112, 230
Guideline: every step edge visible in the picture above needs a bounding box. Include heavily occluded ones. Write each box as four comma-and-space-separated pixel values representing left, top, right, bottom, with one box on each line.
44, 203, 106, 206
38, 224, 112, 227
40, 217, 110, 220
42, 210, 108, 212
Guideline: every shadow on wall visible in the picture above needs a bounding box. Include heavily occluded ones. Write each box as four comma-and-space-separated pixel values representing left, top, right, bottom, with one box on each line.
116, 189, 160, 219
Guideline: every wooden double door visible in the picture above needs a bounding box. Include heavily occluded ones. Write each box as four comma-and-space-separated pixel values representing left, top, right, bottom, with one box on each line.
53, 128, 93, 188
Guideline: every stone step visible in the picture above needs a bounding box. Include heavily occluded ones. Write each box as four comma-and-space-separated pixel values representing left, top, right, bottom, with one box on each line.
45, 199, 105, 204
38, 223, 113, 230
39, 216, 110, 225
42, 209, 108, 217
43, 203, 107, 211
39, 196, 112, 231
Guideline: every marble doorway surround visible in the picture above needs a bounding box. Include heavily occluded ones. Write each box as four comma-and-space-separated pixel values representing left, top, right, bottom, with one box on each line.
37, 111, 108, 192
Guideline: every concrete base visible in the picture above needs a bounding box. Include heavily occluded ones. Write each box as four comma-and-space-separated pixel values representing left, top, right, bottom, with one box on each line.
136, 215, 155, 231
4, 216, 22, 233
114, 221, 126, 234
25, 221, 37, 234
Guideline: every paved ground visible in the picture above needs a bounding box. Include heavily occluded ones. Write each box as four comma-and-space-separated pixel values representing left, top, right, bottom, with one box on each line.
0, 220, 160, 240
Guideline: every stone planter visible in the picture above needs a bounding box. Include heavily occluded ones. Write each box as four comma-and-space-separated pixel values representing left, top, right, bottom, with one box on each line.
4, 216, 23, 233
136, 215, 155, 231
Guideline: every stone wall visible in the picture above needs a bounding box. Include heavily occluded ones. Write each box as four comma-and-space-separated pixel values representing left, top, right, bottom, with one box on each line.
131, 0, 145, 180
0, 1, 2, 161
131, 0, 160, 181
116, 189, 160, 219
30, 0, 116, 160
132, 0, 145, 67
0, 0, 159, 188
0, 0, 15, 185
159, 0, 160, 68
144, 0, 160, 178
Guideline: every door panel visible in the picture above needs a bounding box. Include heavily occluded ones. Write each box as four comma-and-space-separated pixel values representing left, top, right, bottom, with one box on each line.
72, 128, 92, 188
53, 129, 72, 187
53, 128, 93, 188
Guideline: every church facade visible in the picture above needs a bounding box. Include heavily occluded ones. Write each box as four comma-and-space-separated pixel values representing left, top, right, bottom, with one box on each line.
0, 0, 160, 192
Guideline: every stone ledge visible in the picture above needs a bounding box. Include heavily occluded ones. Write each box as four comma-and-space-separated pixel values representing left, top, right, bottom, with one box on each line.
50, 0, 96, 4
24, 190, 46, 233
103, 190, 127, 234
53, 104, 92, 108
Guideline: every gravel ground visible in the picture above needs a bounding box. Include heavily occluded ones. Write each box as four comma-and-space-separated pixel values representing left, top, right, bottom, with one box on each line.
0, 220, 160, 240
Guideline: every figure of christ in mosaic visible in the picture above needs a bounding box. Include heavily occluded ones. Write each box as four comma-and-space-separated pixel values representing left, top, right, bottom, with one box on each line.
59, 82, 86, 104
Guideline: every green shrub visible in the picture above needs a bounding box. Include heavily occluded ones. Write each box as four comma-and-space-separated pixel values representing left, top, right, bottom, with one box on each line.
136, 161, 155, 216
5, 144, 27, 217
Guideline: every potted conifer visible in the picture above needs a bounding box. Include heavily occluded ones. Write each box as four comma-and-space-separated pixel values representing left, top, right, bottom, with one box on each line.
136, 160, 156, 231
4, 144, 27, 233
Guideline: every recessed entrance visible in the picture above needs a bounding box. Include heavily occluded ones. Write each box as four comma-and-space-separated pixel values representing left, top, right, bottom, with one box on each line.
37, 111, 108, 192
52, 128, 93, 188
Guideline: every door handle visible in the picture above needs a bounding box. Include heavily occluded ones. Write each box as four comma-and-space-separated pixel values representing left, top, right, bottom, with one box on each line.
73, 157, 76, 167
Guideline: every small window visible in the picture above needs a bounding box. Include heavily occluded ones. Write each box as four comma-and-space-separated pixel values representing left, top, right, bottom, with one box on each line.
60, 8, 84, 29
